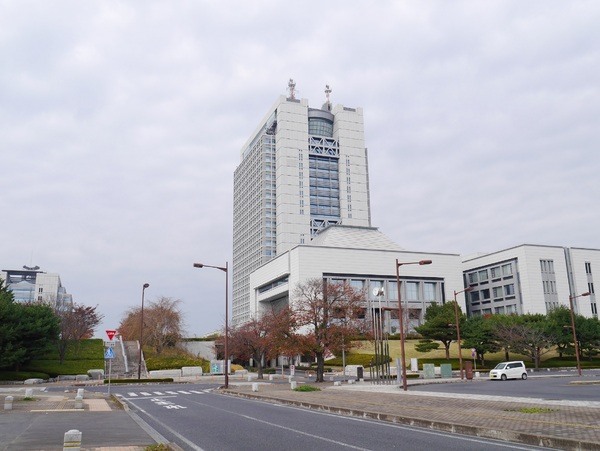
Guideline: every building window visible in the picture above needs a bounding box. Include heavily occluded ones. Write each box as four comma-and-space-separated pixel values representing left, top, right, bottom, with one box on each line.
351, 280, 364, 291
502, 264, 512, 276
491, 267, 501, 279
406, 282, 419, 300
468, 272, 478, 284
585, 262, 592, 274
481, 288, 490, 299
470, 291, 480, 302
38, 287, 43, 293
589, 282, 595, 294
493, 286, 503, 298
478, 270, 488, 282
505, 284, 515, 296
592, 303, 598, 317
423, 282, 436, 301
506, 304, 517, 314
388, 281, 398, 300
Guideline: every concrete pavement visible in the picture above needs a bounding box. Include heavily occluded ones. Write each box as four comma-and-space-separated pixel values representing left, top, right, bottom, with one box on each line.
3, 376, 600, 450
223, 378, 600, 450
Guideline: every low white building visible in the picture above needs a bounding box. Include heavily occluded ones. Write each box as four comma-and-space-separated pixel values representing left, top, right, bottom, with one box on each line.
462, 245, 599, 318
1, 266, 73, 308
248, 225, 465, 333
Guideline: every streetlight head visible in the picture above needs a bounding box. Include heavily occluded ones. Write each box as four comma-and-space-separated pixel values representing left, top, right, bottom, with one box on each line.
464, 287, 474, 292
193, 263, 204, 268
581, 292, 591, 297
419, 260, 432, 265
143, 283, 149, 289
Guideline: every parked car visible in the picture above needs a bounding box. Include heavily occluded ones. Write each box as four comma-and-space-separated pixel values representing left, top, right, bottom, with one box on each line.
489, 361, 528, 380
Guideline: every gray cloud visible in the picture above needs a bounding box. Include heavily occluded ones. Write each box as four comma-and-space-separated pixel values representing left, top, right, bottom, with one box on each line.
1, 0, 598, 336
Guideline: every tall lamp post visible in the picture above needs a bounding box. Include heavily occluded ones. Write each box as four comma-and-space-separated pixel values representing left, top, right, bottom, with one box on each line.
453, 287, 473, 380
567, 291, 590, 377
193, 262, 229, 389
396, 259, 432, 391
138, 283, 150, 380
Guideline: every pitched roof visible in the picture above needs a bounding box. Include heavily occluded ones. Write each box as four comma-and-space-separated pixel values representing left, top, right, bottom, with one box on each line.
309, 225, 404, 251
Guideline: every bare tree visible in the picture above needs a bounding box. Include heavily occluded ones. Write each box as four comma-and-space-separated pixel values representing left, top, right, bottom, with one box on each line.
119, 297, 184, 357
291, 278, 366, 382
44, 298, 104, 364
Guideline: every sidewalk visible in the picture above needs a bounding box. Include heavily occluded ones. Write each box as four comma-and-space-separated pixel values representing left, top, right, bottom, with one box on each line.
222, 378, 600, 450
0, 385, 166, 451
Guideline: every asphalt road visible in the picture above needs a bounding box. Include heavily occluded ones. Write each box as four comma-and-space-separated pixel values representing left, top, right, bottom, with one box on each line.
408, 372, 600, 401
100, 382, 549, 451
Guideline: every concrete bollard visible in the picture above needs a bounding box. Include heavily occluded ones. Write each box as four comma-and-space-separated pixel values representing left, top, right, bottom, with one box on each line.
4, 396, 13, 410
251, 383, 258, 392
288, 376, 293, 383
25, 388, 33, 398
475, 372, 480, 378
74, 395, 83, 410
269, 374, 274, 381
348, 379, 355, 385
290, 381, 297, 390
334, 381, 341, 386
63, 429, 82, 451
77, 389, 84, 398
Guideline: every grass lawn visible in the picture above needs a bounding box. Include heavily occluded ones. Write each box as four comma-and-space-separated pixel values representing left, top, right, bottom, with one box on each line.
2, 339, 105, 380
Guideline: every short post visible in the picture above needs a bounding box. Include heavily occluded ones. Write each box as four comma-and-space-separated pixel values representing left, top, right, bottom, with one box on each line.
63, 429, 82, 451
76, 388, 84, 398
290, 381, 297, 390
4, 396, 13, 410
25, 388, 33, 399
251, 383, 258, 392
74, 395, 83, 410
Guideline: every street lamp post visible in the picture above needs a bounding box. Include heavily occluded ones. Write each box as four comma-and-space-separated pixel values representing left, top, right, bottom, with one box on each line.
193, 262, 229, 389
567, 291, 590, 377
138, 283, 150, 380
395, 259, 432, 391
453, 287, 473, 380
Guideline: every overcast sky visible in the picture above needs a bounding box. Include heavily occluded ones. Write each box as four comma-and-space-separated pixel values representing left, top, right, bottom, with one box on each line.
2, 1, 598, 338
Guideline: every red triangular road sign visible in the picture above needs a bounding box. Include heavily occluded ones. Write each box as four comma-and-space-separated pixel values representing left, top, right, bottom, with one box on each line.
106, 330, 117, 340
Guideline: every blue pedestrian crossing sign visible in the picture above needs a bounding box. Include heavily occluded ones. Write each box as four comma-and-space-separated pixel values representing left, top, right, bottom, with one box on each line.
104, 347, 115, 359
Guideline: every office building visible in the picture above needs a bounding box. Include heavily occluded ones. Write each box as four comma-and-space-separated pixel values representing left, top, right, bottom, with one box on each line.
462, 245, 599, 318
233, 81, 371, 324
1, 266, 73, 309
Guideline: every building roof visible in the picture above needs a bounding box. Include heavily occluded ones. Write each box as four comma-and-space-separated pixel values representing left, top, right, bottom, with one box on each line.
309, 225, 404, 251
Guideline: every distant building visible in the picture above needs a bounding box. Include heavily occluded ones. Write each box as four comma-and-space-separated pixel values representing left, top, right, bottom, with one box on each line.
0, 266, 73, 309
462, 245, 599, 319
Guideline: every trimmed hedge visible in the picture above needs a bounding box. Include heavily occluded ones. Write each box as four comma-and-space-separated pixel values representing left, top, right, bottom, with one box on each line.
0, 371, 50, 381
146, 357, 210, 374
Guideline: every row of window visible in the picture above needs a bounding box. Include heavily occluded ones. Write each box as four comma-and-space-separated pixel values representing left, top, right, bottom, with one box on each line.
470, 284, 515, 302
473, 304, 517, 316
468, 263, 513, 284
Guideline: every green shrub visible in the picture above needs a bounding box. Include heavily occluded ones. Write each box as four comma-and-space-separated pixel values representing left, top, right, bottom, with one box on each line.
107, 378, 174, 384
22, 359, 104, 377
293, 385, 321, 392
0, 371, 50, 381
326, 353, 390, 367
145, 357, 210, 374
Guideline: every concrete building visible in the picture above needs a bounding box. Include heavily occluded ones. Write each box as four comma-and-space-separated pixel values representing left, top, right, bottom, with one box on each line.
232, 81, 466, 329
462, 245, 599, 319
249, 225, 463, 333
1, 266, 73, 309
233, 81, 371, 325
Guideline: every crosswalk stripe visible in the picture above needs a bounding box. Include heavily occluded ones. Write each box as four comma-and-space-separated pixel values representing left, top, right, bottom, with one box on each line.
166, 391, 178, 394
128, 393, 138, 397
140, 392, 152, 396
189, 390, 204, 394
154, 392, 164, 395
178, 390, 191, 394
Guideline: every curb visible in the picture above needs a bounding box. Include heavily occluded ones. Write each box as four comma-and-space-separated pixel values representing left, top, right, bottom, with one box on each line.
224, 390, 600, 451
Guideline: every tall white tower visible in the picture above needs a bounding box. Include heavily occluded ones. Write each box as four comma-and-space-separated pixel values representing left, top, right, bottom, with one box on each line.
232, 83, 371, 324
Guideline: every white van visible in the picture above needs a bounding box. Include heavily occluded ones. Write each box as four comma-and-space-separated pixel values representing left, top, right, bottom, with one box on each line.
489, 361, 527, 380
